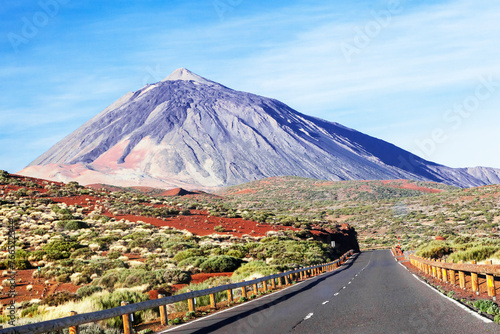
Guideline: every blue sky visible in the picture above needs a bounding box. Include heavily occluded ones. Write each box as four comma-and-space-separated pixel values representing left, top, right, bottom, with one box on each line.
1, 0, 500, 173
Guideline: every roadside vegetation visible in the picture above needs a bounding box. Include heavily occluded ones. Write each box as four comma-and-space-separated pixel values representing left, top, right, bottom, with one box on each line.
1, 172, 499, 330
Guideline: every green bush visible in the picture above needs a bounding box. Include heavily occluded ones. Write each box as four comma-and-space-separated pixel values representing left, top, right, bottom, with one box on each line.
56, 273, 71, 283
43, 240, 86, 261
199, 256, 242, 273
448, 246, 499, 263
231, 261, 279, 282
21, 304, 40, 317
95, 268, 191, 289
178, 256, 205, 268
415, 241, 452, 259
64, 220, 89, 230
43, 291, 79, 306
91, 290, 150, 328
77, 285, 103, 297
172, 248, 205, 263
473, 300, 500, 315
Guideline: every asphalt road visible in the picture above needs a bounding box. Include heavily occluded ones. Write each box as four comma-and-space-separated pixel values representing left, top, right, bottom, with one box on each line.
160, 250, 499, 334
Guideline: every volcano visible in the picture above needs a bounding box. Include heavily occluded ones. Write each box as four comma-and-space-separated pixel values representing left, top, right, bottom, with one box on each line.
19, 68, 500, 189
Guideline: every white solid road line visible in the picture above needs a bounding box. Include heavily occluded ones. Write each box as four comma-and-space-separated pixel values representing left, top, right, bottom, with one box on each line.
304, 313, 314, 320
411, 274, 493, 324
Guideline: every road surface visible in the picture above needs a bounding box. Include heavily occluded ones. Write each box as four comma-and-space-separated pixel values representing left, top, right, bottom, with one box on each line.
160, 250, 498, 334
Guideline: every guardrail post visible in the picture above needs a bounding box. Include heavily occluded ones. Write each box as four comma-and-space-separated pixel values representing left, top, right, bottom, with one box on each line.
227, 287, 233, 302
277, 275, 282, 287
121, 301, 132, 334
209, 286, 217, 308
158, 297, 168, 325
458, 261, 466, 289
449, 267, 456, 285
436, 261, 442, 280
158, 294, 168, 326
284, 274, 290, 285
253, 283, 258, 295
485, 260, 496, 300
69, 311, 78, 334
263, 280, 268, 292
470, 261, 479, 295
432, 265, 436, 278
271, 277, 276, 289
187, 290, 195, 312
441, 260, 447, 283
241, 281, 247, 298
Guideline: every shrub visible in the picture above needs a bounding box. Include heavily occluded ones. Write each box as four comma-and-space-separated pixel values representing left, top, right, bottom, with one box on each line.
161, 269, 191, 285
91, 290, 150, 328
199, 256, 242, 273
77, 285, 103, 297
43, 241, 85, 261
178, 256, 205, 268
473, 300, 500, 315
214, 225, 225, 232
232, 261, 279, 282
56, 273, 71, 283
94, 268, 191, 289
172, 248, 204, 263
448, 246, 499, 263
415, 241, 452, 259
43, 291, 79, 306
64, 220, 89, 230
21, 304, 40, 317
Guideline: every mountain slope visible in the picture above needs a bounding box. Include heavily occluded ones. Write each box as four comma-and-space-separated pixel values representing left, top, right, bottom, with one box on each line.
19, 68, 498, 189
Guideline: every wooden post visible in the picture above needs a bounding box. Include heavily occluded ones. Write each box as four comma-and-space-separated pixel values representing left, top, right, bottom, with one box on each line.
432, 266, 436, 278
241, 281, 247, 298
449, 269, 456, 285
470, 261, 479, 295
121, 301, 132, 334
263, 280, 268, 292
442, 262, 447, 283
209, 286, 216, 308
277, 275, 282, 287
271, 277, 276, 289
69, 311, 78, 334
487, 274, 496, 299
253, 283, 258, 295
289, 273, 294, 283
485, 260, 496, 299
158, 294, 167, 326
187, 290, 195, 312
227, 288, 233, 302
284, 275, 290, 285
458, 261, 466, 289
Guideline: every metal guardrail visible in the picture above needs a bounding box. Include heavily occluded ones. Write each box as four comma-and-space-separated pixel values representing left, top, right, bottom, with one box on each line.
1, 250, 355, 334
409, 254, 499, 299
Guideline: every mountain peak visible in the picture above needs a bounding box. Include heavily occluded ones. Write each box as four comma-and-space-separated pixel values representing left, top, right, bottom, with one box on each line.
162, 68, 215, 85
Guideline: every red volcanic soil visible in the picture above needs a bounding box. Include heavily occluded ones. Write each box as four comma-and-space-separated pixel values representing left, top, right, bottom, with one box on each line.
190, 272, 232, 284
381, 180, 444, 193
114, 212, 297, 237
